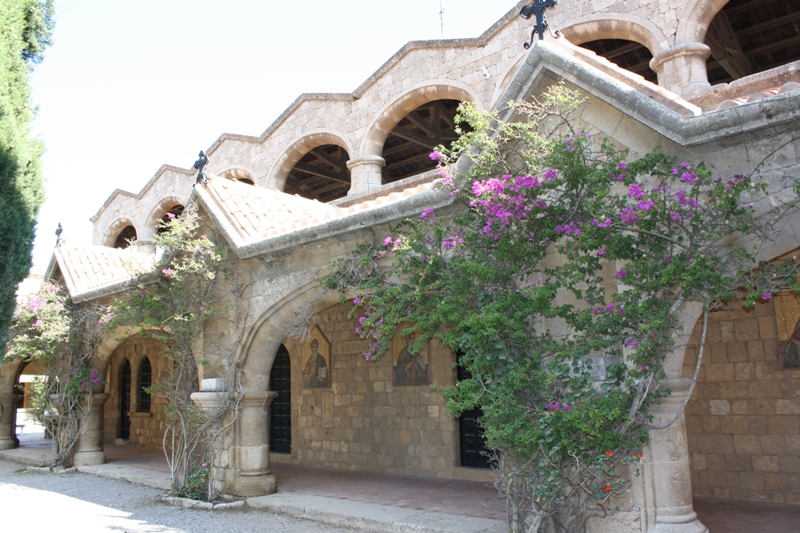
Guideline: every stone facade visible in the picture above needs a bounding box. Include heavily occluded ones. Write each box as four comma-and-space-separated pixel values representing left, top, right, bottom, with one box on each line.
684, 299, 800, 504
102, 335, 169, 449
282, 302, 461, 478
1, 2, 799, 532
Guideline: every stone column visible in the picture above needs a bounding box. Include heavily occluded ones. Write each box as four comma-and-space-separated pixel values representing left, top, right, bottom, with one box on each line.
650, 43, 711, 96
73, 393, 108, 466
0, 393, 20, 450
643, 379, 708, 533
229, 391, 278, 497
347, 156, 386, 196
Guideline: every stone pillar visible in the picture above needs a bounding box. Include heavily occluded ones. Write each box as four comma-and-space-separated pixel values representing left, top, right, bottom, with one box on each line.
347, 155, 386, 196
650, 43, 711, 96
640, 378, 707, 533
229, 391, 278, 497
0, 393, 20, 450
73, 393, 108, 466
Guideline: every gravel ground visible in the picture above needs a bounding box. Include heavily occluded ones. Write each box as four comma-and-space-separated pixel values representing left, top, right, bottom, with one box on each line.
0, 458, 370, 533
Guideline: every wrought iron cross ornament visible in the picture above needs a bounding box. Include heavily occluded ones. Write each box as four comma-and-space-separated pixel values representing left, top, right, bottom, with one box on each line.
520, 0, 559, 49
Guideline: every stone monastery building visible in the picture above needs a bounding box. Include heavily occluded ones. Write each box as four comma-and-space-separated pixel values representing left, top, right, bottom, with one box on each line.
2, 1, 800, 531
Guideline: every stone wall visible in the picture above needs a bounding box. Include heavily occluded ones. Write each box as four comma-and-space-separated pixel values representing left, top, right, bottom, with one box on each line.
683, 298, 800, 504
103, 335, 169, 449
282, 302, 467, 478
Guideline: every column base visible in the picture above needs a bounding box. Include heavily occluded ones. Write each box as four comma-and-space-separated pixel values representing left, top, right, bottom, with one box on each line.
0, 437, 17, 450
229, 472, 277, 497
652, 512, 708, 533
73, 449, 106, 466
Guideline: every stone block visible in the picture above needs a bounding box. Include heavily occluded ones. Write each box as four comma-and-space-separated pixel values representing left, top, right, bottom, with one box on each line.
753, 455, 780, 472
733, 362, 756, 380
760, 435, 786, 454
697, 434, 734, 454
724, 453, 753, 471
780, 456, 800, 474
733, 435, 762, 455
709, 399, 730, 415
758, 316, 778, 339
720, 415, 748, 434
705, 363, 734, 382
734, 318, 760, 342
705, 453, 726, 470
768, 415, 799, 434
775, 399, 800, 415
738, 471, 765, 490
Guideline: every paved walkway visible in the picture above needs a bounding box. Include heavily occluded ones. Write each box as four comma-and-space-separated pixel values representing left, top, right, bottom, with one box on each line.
4, 432, 800, 532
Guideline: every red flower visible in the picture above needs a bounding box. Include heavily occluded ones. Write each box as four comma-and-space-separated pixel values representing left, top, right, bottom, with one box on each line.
605, 451, 613, 457
602, 485, 612, 493
635, 452, 644, 457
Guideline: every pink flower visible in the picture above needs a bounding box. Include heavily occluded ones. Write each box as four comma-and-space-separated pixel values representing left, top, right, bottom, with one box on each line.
383, 236, 393, 247
353, 296, 362, 304
33, 320, 44, 327
161, 268, 173, 278
616, 269, 627, 279
762, 293, 772, 300
429, 151, 442, 161
166, 212, 176, 219
597, 249, 606, 257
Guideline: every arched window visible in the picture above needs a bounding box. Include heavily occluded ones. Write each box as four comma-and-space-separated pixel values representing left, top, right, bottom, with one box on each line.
285, 144, 351, 202
579, 39, 657, 82
705, 0, 800, 85
119, 360, 131, 439
157, 205, 184, 235
137, 357, 152, 413
113, 225, 137, 249
382, 99, 463, 184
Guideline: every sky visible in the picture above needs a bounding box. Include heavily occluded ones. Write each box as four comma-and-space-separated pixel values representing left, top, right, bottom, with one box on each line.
27, 0, 518, 273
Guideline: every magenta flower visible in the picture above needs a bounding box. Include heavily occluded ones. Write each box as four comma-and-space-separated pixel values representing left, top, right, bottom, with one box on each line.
429, 151, 442, 161
166, 212, 176, 219
161, 268, 173, 278
597, 249, 606, 256
762, 293, 773, 300
353, 296, 362, 304
628, 184, 645, 199
615, 269, 627, 279
624, 339, 639, 348
383, 236, 393, 247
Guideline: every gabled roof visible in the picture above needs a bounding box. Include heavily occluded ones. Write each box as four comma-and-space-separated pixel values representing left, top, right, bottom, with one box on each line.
195, 175, 449, 259
51, 245, 154, 303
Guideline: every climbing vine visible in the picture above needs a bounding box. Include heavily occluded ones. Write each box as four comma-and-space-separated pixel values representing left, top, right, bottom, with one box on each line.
8, 282, 109, 469
325, 86, 800, 532
113, 204, 245, 500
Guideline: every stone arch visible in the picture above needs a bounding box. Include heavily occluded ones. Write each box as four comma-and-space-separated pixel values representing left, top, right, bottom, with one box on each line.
142, 196, 185, 242
238, 282, 341, 392
218, 166, 257, 185
102, 217, 138, 249
559, 14, 671, 57
676, 0, 730, 44
267, 130, 354, 193
359, 81, 481, 159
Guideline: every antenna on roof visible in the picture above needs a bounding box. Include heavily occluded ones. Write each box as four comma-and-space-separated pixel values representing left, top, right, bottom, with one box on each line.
439, 0, 445, 38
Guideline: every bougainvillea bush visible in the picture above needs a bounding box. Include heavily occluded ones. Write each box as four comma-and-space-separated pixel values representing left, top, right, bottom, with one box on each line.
325, 86, 800, 532
8, 282, 108, 468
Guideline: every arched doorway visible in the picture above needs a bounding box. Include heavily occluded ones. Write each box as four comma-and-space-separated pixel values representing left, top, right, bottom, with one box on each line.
270, 345, 291, 454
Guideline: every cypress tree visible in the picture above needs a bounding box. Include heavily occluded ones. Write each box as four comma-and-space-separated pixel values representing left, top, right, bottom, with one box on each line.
0, 0, 54, 360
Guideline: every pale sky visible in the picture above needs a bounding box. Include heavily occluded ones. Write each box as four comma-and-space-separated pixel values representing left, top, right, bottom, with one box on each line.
28, 1, 517, 273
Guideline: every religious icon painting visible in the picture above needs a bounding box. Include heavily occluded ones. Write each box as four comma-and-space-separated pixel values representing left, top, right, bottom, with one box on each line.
392, 327, 429, 386
302, 327, 331, 388
774, 292, 800, 369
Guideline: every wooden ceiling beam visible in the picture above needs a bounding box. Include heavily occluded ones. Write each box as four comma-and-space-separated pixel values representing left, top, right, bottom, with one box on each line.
291, 162, 350, 184
388, 125, 437, 149
307, 146, 349, 173
403, 111, 437, 139
384, 151, 438, 171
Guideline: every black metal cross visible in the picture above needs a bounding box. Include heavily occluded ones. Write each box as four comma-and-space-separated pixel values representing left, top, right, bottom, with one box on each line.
193, 150, 209, 187
520, 0, 559, 48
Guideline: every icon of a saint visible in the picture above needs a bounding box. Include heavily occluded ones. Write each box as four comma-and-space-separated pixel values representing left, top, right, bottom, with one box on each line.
394, 332, 428, 386
303, 338, 329, 388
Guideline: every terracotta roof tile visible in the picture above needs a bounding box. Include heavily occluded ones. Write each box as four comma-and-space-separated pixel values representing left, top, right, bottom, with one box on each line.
200, 176, 438, 248
54, 245, 154, 300
715, 81, 799, 111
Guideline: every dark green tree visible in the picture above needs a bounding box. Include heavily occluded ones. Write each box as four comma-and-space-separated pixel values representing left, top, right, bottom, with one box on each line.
0, 0, 54, 360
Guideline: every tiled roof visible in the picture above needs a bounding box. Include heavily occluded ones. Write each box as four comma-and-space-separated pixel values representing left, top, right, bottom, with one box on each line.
197, 176, 440, 250
715, 82, 800, 111
54, 244, 154, 301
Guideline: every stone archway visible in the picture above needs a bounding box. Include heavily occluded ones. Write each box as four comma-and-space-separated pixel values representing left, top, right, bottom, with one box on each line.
141, 196, 185, 242
102, 217, 138, 249
267, 130, 354, 195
